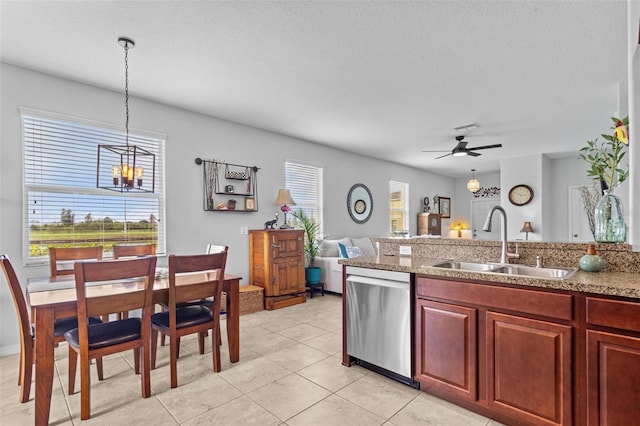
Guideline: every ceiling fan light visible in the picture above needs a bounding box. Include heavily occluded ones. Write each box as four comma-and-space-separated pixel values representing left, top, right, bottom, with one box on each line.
453, 151, 467, 157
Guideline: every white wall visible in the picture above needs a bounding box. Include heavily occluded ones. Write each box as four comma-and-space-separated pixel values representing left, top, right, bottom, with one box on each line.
453, 171, 500, 227
499, 155, 544, 241
0, 63, 453, 354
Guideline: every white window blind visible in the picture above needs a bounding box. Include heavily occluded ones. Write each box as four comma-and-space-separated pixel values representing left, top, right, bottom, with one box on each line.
285, 162, 323, 237
389, 180, 409, 235
22, 108, 166, 262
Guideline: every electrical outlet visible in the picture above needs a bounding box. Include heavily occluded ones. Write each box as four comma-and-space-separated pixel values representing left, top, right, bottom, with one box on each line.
399, 245, 411, 256
240, 226, 249, 235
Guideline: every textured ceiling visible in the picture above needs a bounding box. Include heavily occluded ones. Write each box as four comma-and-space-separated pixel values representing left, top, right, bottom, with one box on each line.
0, 1, 629, 177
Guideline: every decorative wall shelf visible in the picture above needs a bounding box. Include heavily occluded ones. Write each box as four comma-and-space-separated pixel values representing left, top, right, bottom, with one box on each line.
195, 158, 259, 212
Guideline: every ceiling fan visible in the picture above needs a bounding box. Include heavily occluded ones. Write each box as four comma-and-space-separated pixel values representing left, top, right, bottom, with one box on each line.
423, 135, 503, 160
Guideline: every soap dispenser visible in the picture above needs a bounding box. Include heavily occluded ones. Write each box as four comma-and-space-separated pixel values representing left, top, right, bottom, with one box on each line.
579, 244, 604, 272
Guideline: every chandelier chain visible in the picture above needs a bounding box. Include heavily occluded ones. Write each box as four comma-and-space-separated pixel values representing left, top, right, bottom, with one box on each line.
124, 41, 130, 147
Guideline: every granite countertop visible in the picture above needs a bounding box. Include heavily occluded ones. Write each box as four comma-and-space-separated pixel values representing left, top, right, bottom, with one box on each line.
340, 255, 640, 299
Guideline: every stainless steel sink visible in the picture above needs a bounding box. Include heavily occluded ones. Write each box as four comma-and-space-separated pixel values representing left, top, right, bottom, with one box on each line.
430, 261, 577, 280
430, 261, 503, 272
494, 264, 578, 279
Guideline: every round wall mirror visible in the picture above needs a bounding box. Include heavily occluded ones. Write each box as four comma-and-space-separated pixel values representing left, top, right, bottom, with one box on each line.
347, 183, 373, 224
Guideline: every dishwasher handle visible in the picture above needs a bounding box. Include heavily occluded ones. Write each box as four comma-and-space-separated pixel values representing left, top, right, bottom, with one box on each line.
346, 275, 409, 290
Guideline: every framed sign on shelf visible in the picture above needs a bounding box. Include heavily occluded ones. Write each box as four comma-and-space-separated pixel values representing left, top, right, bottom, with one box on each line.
245, 197, 256, 211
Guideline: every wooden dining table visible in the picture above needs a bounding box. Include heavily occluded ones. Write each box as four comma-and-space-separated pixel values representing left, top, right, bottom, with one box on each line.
27, 271, 241, 426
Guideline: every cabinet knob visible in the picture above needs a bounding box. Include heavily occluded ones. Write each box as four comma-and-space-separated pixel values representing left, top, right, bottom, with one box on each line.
271, 244, 280, 248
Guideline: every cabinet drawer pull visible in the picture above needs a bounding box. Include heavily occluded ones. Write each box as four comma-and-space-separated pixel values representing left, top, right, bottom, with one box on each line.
271, 244, 280, 248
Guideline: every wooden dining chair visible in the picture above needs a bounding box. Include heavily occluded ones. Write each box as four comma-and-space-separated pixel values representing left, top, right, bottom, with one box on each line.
0, 254, 103, 403
151, 251, 227, 388
158, 244, 228, 348
205, 244, 226, 254
65, 256, 157, 420
113, 243, 156, 259
49, 246, 103, 277
113, 244, 156, 319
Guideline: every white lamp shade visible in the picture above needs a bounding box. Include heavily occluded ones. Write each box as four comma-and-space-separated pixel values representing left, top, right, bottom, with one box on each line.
467, 178, 480, 192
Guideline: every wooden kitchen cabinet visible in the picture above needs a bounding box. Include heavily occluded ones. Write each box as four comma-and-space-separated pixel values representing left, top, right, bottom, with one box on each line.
415, 275, 640, 426
486, 311, 572, 426
249, 229, 306, 310
415, 276, 574, 425
415, 299, 477, 401
585, 297, 640, 426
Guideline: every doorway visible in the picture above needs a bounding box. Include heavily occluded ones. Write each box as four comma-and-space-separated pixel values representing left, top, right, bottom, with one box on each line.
568, 185, 594, 243
471, 198, 501, 240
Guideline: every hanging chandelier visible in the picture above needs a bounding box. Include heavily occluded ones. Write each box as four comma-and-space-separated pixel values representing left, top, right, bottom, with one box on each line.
467, 168, 480, 193
97, 37, 155, 193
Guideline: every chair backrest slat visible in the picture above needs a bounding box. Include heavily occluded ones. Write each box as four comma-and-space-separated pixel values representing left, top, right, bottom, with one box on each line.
1, 255, 32, 342
113, 244, 156, 259
49, 246, 103, 277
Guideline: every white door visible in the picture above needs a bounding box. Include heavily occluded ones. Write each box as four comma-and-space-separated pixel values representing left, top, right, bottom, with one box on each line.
471, 198, 501, 240
568, 185, 594, 242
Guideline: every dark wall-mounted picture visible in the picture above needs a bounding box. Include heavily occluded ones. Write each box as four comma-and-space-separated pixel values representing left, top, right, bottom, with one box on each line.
439, 197, 451, 218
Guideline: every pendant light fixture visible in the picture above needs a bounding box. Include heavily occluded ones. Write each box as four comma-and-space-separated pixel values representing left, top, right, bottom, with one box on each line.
467, 169, 480, 193
97, 37, 155, 193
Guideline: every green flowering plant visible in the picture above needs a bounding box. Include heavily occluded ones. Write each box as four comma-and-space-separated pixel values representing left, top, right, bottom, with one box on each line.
579, 116, 629, 192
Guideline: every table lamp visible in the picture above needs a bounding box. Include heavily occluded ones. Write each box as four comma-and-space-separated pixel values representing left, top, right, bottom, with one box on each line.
520, 221, 534, 240
274, 189, 296, 229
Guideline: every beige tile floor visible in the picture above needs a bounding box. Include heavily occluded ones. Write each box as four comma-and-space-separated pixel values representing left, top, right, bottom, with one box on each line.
0, 294, 503, 425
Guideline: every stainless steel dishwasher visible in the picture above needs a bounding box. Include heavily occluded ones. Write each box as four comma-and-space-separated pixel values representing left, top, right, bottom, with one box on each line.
345, 266, 417, 388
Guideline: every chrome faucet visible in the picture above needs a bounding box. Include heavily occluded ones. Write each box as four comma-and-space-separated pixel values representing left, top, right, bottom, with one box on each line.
482, 206, 520, 264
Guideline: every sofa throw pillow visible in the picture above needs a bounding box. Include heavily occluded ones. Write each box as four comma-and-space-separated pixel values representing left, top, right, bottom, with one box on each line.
318, 237, 352, 257
351, 237, 376, 257
345, 246, 363, 258
338, 243, 363, 259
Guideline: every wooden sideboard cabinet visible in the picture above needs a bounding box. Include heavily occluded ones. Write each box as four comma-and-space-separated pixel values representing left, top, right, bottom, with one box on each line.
249, 229, 306, 310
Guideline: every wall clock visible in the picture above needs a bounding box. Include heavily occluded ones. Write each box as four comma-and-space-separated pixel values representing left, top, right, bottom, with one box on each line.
508, 184, 534, 206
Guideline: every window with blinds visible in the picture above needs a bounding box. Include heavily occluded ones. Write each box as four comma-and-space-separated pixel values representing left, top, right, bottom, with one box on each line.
22, 108, 166, 262
285, 161, 323, 237
389, 180, 409, 235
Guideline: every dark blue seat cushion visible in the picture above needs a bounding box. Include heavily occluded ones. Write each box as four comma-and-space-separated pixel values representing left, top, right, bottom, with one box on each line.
64, 318, 142, 350
53, 316, 102, 337
151, 305, 212, 330
189, 298, 227, 315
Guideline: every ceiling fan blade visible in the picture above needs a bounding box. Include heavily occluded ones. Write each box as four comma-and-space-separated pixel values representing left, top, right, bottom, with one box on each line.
467, 151, 481, 157
455, 141, 469, 150
466, 143, 502, 151
422, 150, 451, 153
434, 153, 452, 160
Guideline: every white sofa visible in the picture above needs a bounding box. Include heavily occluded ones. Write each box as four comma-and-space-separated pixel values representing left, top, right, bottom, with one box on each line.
314, 237, 377, 294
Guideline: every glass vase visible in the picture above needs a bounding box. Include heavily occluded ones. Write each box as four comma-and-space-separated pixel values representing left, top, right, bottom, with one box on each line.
594, 190, 626, 243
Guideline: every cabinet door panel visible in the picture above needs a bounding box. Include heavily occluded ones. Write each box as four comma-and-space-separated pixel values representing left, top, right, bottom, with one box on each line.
272, 231, 304, 258
416, 299, 477, 400
487, 312, 571, 426
587, 330, 640, 426
272, 257, 305, 296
